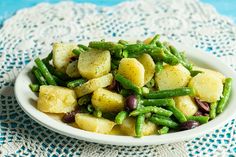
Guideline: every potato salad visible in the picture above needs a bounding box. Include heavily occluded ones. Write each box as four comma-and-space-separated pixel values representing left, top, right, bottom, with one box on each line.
29, 35, 232, 137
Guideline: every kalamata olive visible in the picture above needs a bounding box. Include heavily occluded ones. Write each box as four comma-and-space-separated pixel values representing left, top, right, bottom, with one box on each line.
194, 97, 210, 112
62, 109, 80, 123
194, 110, 203, 116
107, 79, 117, 90
125, 95, 137, 111
180, 120, 200, 130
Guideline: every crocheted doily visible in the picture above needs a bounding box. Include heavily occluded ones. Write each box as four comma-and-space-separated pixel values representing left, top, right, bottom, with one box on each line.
0, 0, 236, 156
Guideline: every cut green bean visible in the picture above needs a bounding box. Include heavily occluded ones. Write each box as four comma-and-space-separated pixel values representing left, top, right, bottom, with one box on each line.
190, 70, 203, 77
130, 106, 173, 117
119, 89, 131, 97
149, 116, 179, 129
155, 61, 163, 73
141, 98, 175, 107
88, 41, 124, 55
217, 78, 232, 114
167, 106, 187, 123
35, 58, 57, 85
52, 75, 66, 86
115, 74, 141, 94
149, 34, 160, 45
42, 52, 52, 63
145, 79, 155, 88
158, 126, 169, 135
169, 45, 182, 59
152, 114, 172, 121
141, 87, 149, 95
144, 87, 195, 99
87, 104, 94, 113
135, 114, 145, 137
29, 84, 40, 92
115, 111, 128, 124
187, 116, 209, 124
77, 44, 89, 51
72, 48, 84, 56
43, 61, 70, 81
118, 40, 129, 45
209, 102, 217, 119
32, 66, 47, 85
78, 95, 91, 106
93, 109, 102, 118
67, 79, 86, 88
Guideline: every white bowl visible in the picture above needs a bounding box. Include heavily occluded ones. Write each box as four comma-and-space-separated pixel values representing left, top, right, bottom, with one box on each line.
14, 39, 236, 146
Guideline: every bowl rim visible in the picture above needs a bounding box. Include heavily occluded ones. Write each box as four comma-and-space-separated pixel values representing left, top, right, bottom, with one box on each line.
14, 38, 236, 146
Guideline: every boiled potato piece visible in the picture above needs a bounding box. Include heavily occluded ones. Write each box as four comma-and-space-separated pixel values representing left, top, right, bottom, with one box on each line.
155, 64, 191, 90
137, 53, 155, 85
53, 43, 78, 72
92, 88, 125, 113
74, 73, 113, 97
120, 117, 157, 136
78, 50, 111, 79
174, 96, 198, 116
75, 113, 116, 134
37, 85, 77, 113
66, 60, 80, 78
118, 58, 145, 87
189, 73, 223, 102
193, 66, 225, 83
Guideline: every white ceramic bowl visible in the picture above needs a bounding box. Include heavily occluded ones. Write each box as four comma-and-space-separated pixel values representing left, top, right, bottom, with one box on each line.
14, 39, 236, 146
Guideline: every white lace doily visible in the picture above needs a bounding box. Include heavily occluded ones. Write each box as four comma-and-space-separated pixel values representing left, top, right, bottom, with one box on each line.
0, 0, 236, 156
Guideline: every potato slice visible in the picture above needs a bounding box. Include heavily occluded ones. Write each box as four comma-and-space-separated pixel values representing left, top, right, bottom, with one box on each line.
78, 50, 111, 79
37, 85, 77, 113
74, 73, 113, 97
174, 96, 198, 116
189, 73, 223, 102
193, 66, 225, 83
75, 113, 116, 134
137, 53, 155, 85
120, 117, 157, 136
118, 58, 145, 87
155, 64, 191, 90
92, 88, 125, 113
53, 43, 78, 72
66, 60, 80, 78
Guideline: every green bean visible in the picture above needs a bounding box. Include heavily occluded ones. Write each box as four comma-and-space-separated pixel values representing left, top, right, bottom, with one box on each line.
152, 114, 172, 121
167, 106, 187, 123
72, 48, 84, 56
111, 62, 118, 70
143, 87, 195, 99
149, 116, 179, 129
77, 44, 89, 51
67, 79, 86, 88
149, 34, 160, 45
87, 104, 94, 113
32, 66, 47, 85
155, 61, 163, 73
35, 58, 57, 85
141, 98, 175, 107
169, 45, 182, 59
217, 78, 232, 114
102, 112, 116, 120
141, 87, 149, 95
118, 40, 129, 45
111, 59, 120, 66
145, 79, 155, 88
130, 106, 173, 117
209, 102, 217, 119
115, 111, 128, 124
115, 74, 141, 94
43, 61, 70, 81
52, 75, 66, 86
135, 114, 145, 137
78, 95, 91, 106
93, 109, 102, 118
187, 116, 209, 124
119, 89, 131, 97
158, 126, 169, 135
88, 41, 124, 55
42, 52, 52, 63
29, 84, 40, 92
190, 70, 203, 77
156, 41, 164, 48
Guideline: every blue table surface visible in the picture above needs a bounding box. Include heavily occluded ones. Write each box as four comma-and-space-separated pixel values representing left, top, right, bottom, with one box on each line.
0, 0, 235, 26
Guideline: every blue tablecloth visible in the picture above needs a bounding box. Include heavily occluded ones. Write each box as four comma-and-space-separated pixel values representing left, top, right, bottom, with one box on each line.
0, 0, 235, 25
